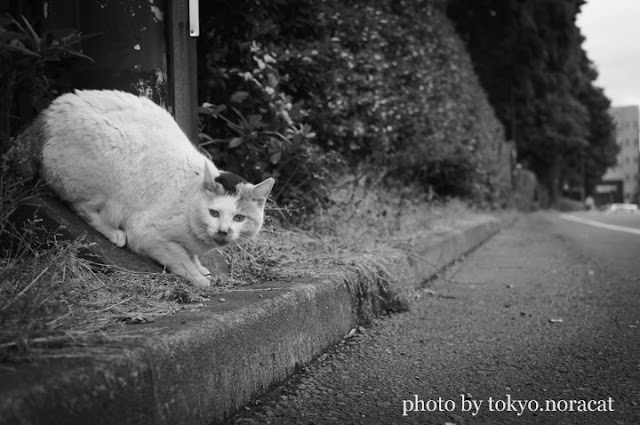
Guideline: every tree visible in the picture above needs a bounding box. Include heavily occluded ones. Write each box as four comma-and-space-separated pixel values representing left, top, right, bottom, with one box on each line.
447, 0, 617, 203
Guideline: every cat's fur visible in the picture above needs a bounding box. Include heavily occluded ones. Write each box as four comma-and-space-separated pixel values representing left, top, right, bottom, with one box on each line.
12, 89, 274, 286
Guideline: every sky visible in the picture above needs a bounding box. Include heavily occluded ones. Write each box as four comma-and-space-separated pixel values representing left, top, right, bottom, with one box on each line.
577, 0, 640, 108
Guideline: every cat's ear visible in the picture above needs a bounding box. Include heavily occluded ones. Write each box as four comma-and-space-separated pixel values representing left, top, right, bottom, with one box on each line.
203, 162, 225, 195
249, 178, 275, 206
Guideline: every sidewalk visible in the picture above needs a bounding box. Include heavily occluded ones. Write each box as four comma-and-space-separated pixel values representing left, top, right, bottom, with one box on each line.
0, 212, 516, 425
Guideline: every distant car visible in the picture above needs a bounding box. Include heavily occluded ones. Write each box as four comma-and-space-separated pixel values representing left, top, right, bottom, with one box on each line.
605, 203, 639, 213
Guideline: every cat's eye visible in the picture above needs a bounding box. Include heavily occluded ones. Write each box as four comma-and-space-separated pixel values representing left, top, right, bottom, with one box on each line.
209, 209, 219, 218
233, 214, 246, 222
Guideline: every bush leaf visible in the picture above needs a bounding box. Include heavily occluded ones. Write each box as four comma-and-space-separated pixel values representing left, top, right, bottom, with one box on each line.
270, 151, 282, 164
230, 91, 249, 103
228, 137, 244, 148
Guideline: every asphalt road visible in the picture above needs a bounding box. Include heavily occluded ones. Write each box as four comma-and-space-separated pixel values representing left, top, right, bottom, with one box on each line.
228, 212, 640, 425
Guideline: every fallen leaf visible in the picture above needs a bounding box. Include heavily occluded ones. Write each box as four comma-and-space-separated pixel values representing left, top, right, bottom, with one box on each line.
345, 328, 357, 338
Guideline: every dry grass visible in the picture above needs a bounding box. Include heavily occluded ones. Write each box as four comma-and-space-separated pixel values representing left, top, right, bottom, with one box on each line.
0, 240, 216, 361
0, 169, 484, 362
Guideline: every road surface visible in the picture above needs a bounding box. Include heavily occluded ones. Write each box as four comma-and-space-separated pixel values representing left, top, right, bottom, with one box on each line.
228, 212, 640, 425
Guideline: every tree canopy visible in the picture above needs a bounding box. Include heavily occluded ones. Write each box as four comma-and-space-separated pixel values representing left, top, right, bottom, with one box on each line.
447, 0, 617, 202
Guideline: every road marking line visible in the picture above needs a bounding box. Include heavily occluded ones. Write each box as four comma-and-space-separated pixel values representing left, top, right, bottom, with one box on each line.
559, 214, 640, 236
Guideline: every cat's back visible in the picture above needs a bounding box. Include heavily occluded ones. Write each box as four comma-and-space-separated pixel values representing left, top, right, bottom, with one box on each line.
39, 90, 205, 204
43, 89, 188, 155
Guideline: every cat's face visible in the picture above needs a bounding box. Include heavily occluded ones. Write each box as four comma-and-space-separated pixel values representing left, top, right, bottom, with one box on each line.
193, 167, 274, 247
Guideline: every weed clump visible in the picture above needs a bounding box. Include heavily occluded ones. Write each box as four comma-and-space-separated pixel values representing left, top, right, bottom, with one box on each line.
0, 157, 479, 363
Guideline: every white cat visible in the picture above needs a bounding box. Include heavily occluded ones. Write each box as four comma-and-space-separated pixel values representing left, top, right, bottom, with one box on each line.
12, 89, 274, 286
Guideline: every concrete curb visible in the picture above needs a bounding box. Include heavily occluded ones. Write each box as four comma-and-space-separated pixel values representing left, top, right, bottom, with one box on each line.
406, 215, 506, 283
0, 213, 516, 425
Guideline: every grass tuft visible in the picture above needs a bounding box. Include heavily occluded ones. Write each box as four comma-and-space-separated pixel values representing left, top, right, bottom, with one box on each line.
0, 165, 486, 362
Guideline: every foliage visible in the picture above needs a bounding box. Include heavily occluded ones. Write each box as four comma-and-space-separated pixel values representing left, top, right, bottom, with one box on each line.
574, 52, 618, 196
198, 14, 344, 218
198, 0, 509, 213
0, 14, 97, 153
447, 0, 618, 202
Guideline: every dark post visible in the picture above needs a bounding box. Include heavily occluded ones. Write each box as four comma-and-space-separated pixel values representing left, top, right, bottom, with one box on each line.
166, 0, 199, 142
42, 0, 199, 141
44, 0, 169, 106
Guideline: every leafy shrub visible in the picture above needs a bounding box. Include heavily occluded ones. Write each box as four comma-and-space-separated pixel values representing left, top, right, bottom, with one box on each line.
1, 14, 98, 263
277, 0, 507, 201
198, 0, 508, 211
0, 14, 96, 153
198, 10, 344, 219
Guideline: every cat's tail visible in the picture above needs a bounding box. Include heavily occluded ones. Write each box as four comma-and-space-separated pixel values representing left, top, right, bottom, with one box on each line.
5, 116, 47, 179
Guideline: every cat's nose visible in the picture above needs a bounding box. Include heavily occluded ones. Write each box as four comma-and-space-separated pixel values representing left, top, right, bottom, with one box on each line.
213, 231, 228, 245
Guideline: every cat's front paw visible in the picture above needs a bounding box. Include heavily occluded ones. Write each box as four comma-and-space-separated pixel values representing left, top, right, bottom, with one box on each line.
110, 229, 127, 247
192, 274, 211, 287
197, 265, 211, 276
